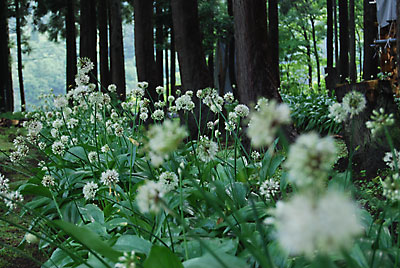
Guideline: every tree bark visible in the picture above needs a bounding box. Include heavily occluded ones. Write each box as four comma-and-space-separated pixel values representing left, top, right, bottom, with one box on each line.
227, 0, 237, 95
66, 0, 77, 92
80, 0, 97, 84
171, 0, 212, 90
268, 0, 280, 89
133, 0, 157, 102
110, 0, 126, 100
327, 0, 333, 69
0, 0, 13, 112
98, 0, 110, 90
15, 0, 25, 111
302, 27, 313, 89
310, 15, 320, 89
155, 2, 164, 87
339, 0, 349, 82
208, 52, 214, 88
233, 0, 281, 105
170, 27, 176, 92
363, 0, 378, 80
334, 0, 338, 65
349, 0, 356, 83
165, 46, 169, 94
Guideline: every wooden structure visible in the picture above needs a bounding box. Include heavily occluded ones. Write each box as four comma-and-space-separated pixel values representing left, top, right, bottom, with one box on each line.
333, 1, 399, 176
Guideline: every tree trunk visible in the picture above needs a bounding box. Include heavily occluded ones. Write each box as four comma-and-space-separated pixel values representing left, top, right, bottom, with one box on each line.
233, 0, 281, 105
0, 0, 13, 112
349, 0, 356, 83
334, 0, 338, 65
268, 0, 280, 89
133, 0, 157, 102
208, 52, 214, 88
165, 46, 169, 94
302, 27, 313, 89
310, 16, 320, 89
66, 0, 77, 92
110, 0, 126, 100
98, 0, 110, 90
171, 0, 212, 90
327, 0, 333, 69
339, 0, 349, 83
170, 27, 176, 92
227, 0, 237, 95
80, 0, 97, 84
15, 0, 25, 111
155, 2, 164, 87
363, 0, 378, 80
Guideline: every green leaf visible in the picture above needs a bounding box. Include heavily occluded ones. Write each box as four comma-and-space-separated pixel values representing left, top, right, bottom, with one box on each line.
64, 146, 87, 162
53, 220, 122, 262
143, 246, 183, 268
113, 235, 152, 255
82, 204, 105, 224
18, 183, 52, 198
183, 252, 247, 268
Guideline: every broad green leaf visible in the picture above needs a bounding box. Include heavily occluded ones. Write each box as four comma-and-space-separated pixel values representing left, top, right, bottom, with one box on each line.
143, 245, 183, 268
53, 220, 122, 262
183, 252, 247, 268
18, 183, 52, 198
113, 235, 152, 255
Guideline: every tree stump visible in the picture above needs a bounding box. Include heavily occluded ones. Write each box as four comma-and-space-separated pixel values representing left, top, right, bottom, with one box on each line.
335, 80, 400, 176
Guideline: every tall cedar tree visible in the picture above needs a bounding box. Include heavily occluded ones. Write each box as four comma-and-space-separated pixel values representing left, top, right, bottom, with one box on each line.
233, 0, 281, 104
363, 0, 378, 79
133, 0, 158, 102
327, 0, 333, 69
80, 0, 97, 84
66, 0, 77, 91
15, 0, 25, 111
339, 0, 349, 82
0, 0, 13, 112
110, 0, 126, 100
171, 0, 212, 90
155, 2, 164, 88
170, 26, 176, 92
227, 0, 237, 95
98, 0, 110, 90
349, 0, 356, 83
268, 0, 280, 89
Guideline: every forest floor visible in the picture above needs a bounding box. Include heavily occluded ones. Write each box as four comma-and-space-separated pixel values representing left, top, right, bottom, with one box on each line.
0, 120, 45, 268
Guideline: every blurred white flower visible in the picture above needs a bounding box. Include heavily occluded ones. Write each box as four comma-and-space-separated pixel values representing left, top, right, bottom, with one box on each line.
272, 191, 362, 257
284, 132, 336, 188
342, 91, 366, 117
159, 171, 179, 191
247, 99, 291, 147
136, 180, 165, 213
328, 102, 347, 123
197, 136, 218, 162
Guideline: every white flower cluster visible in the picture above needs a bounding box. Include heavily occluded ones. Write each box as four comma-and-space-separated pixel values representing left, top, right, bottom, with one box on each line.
366, 108, 395, 137
197, 136, 218, 162
136, 180, 166, 214
284, 132, 336, 189
42, 175, 56, 187
147, 120, 188, 167
202, 88, 224, 113
259, 179, 279, 199
83, 181, 99, 200
10, 135, 30, 163
272, 192, 362, 257
0, 173, 10, 195
383, 150, 400, 171
175, 94, 195, 112
247, 99, 291, 147
159, 171, 179, 191
100, 169, 120, 187
115, 250, 136, 268
329, 91, 367, 123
